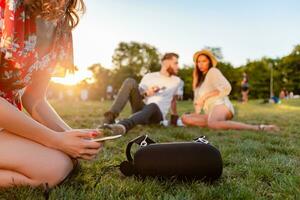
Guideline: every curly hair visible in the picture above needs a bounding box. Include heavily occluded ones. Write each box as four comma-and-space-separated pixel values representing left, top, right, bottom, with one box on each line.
25, 0, 85, 29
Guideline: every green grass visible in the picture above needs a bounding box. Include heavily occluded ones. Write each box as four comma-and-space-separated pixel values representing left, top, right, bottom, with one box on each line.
1, 99, 299, 200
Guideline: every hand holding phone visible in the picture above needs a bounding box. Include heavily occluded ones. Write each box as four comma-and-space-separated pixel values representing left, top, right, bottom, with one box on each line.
157, 86, 166, 93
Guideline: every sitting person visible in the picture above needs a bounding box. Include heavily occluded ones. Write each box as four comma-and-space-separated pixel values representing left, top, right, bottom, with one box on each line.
101, 53, 181, 134
181, 50, 279, 132
0, 0, 102, 188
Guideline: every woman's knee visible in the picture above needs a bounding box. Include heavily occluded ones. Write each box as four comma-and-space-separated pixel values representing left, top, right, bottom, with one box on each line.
0, 155, 72, 188
37, 153, 73, 187
0, 132, 73, 188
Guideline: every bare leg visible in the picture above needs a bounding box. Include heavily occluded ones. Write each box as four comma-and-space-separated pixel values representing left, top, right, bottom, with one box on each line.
181, 113, 208, 127
242, 90, 249, 103
0, 130, 73, 188
207, 105, 279, 131
0, 170, 41, 187
245, 91, 249, 103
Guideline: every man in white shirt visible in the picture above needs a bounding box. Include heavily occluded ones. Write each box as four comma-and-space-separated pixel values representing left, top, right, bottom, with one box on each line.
101, 53, 181, 134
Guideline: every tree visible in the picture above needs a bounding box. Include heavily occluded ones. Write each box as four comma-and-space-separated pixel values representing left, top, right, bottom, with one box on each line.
177, 65, 194, 100
86, 43, 300, 100
204, 46, 224, 60
112, 42, 161, 88
88, 63, 112, 99
277, 45, 300, 94
217, 62, 241, 100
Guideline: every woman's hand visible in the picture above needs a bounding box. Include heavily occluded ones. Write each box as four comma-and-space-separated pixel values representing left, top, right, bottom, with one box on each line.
194, 97, 205, 113
194, 104, 202, 114
54, 129, 103, 160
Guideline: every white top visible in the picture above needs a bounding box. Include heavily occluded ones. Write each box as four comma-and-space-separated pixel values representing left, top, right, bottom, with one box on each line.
139, 72, 181, 119
177, 79, 184, 96
194, 68, 234, 115
106, 85, 113, 93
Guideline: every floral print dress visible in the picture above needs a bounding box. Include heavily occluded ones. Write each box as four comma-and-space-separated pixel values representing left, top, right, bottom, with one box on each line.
0, 0, 74, 110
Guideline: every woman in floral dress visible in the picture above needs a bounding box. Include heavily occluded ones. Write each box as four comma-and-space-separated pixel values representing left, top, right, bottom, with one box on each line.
0, 0, 102, 188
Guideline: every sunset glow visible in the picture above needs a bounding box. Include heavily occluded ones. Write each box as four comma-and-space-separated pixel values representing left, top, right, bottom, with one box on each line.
51, 70, 93, 85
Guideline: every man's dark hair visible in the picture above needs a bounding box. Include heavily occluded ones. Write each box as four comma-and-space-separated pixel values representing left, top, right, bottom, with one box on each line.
161, 53, 179, 61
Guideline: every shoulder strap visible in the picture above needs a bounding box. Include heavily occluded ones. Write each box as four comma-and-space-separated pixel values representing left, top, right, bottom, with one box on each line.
126, 135, 155, 162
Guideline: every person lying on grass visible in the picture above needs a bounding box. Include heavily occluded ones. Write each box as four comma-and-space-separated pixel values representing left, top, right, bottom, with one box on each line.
0, 0, 103, 188
181, 50, 279, 132
100, 53, 181, 135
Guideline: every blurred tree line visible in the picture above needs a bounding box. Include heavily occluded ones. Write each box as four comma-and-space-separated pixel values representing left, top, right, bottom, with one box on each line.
83, 42, 300, 100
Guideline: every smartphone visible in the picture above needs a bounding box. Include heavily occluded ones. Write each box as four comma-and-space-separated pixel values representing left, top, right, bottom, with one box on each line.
153, 86, 160, 93
91, 134, 122, 142
160, 86, 166, 90
157, 86, 166, 93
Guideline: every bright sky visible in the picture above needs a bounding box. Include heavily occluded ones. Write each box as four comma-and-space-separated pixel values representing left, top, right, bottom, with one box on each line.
54, 0, 300, 85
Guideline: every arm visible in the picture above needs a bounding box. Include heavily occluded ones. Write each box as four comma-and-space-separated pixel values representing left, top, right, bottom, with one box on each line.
138, 74, 148, 96
170, 96, 177, 115
198, 90, 220, 103
194, 68, 232, 112
209, 68, 232, 98
139, 74, 159, 97
170, 79, 182, 115
1, 68, 102, 159
0, 96, 59, 148
196, 68, 232, 103
0, 97, 101, 159
22, 70, 71, 132
194, 89, 221, 113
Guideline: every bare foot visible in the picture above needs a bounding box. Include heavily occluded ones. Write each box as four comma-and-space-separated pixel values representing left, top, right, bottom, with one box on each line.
258, 124, 280, 132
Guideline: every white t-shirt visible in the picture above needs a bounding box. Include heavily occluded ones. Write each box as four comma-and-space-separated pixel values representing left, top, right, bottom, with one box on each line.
139, 72, 181, 119
177, 79, 184, 96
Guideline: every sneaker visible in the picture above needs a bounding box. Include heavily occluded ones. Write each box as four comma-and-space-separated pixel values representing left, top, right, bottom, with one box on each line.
97, 123, 126, 135
102, 111, 117, 124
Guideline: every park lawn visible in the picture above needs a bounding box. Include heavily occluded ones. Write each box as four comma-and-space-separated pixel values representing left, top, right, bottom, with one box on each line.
0, 99, 299, 200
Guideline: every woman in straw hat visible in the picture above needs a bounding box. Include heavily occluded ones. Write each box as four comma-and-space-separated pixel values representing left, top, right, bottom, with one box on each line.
0, 0, 102, 188
181, 49, 279, 132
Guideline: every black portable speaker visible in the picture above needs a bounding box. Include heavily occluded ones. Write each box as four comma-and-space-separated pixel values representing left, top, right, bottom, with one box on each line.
119, 135, 223, 181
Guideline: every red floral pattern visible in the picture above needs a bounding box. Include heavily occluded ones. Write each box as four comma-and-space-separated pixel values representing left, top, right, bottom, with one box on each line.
0, 0, 74, 110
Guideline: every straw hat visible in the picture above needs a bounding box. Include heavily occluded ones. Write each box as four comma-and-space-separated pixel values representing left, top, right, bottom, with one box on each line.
193, 49, 218, 68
